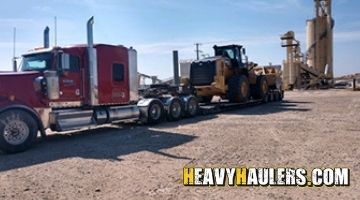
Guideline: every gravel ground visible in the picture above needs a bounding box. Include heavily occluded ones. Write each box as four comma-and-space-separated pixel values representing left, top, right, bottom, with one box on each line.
0, 90, 359, 200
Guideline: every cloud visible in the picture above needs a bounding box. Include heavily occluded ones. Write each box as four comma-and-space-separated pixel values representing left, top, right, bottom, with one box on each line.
131, 34, 284, 59
334, 30, 360, 42
0, 42, 37, 49
223, 0, 303, 12
0, 18, 36, 29
51, 0, 119, 12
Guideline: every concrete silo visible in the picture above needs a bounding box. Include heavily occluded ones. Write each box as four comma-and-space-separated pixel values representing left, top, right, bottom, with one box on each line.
281, 0, 334, 90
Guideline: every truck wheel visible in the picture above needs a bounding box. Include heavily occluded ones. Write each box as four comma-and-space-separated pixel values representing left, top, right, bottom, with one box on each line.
184, 96, 198, 118
253, 76, 269, 100
227, 75, 250, 103
0, 109, 38, 154
167, 98, 182, 121
147, 100, 164, 124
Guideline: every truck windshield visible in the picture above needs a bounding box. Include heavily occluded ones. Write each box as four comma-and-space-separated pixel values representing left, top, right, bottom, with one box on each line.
20, 53, 53, 72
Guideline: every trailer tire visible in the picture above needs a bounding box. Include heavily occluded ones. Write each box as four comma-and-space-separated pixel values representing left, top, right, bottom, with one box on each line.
263, 94, 269, 103
0, 109, 38, 154
253, 76, 269, 100
274, 92, 280, 101
147, 100, 164, 124
227, 75, 250, 103
167, 98, 182, 122
184, 96, 198, 118
269, 93, 274, 102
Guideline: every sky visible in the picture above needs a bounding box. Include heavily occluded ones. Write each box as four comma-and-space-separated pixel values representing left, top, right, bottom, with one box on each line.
0, 0, 359, 78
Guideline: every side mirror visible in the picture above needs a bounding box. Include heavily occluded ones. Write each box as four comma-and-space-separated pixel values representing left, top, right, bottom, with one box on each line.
242, 48, 246, 55
57, 53, 70, 75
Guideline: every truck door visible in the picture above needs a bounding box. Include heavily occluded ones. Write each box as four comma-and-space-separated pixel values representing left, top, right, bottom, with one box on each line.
58, 54, 82, 103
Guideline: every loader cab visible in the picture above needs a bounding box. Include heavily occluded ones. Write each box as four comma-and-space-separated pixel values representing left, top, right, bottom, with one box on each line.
214, 45, 246, 68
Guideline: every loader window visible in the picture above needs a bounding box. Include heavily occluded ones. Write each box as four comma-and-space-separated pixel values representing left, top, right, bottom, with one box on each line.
112, 63, 124, 82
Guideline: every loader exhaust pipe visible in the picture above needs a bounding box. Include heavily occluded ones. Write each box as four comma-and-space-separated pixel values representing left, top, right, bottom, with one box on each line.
87, 16, 99, 105
43, 26, 50, 48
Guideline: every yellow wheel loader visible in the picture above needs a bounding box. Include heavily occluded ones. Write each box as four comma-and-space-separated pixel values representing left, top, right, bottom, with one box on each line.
188, 45, 277, 103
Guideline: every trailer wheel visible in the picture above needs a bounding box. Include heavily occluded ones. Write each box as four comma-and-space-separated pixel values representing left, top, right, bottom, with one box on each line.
269, 93, 274, 102
263, 94, 269, 103
274, 92, 280, 101
253, 76, 269, 100
184, 96, 198, 118
0, 109, 38, 154
227, 75, 250, 103
167, 98, 182, 121
147, 100, 164, 124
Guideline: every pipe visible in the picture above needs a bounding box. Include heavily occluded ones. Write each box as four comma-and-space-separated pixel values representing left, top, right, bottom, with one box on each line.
354, 79, 357, 91
87, 16, 99, 105
44, 26, 50, 48
87, 16, 94, 48
12, 59, 17, 72
173, 50, 180, 86
13, 27, 17, 72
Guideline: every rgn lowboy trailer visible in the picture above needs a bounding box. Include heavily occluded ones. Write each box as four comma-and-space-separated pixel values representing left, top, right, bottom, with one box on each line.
0, 17, 283, 153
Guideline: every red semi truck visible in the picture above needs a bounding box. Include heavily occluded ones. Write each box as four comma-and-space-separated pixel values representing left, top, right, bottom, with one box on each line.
0, 17, 198, 153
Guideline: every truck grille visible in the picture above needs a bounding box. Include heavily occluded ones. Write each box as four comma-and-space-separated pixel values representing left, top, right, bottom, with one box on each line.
190, 61, 216, 86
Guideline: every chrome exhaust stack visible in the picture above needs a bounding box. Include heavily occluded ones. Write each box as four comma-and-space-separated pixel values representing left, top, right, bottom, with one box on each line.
87, 16, 99, 105
44, 26, 50, 48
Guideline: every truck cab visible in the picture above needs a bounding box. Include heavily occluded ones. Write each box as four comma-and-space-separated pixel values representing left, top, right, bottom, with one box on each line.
0, 17, 198, 154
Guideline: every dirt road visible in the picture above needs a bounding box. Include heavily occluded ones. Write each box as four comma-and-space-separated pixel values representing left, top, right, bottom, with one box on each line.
0, 90, 359, 200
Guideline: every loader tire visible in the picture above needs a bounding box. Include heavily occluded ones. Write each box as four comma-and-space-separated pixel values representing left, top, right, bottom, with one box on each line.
0, 109, 38, 154
253, 76, 269, 100
227, 75, 250, 103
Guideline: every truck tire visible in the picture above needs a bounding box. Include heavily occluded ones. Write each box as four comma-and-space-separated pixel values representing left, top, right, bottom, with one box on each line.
252, 76, 269, 100
147, 100, 164, 124
166, 98, 182, 121
184, 96, 198, 118
227, 75, 250, 103
0, 109, 38, 154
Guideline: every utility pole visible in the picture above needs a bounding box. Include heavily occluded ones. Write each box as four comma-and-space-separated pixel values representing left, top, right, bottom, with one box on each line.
195, 43, 202, 60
